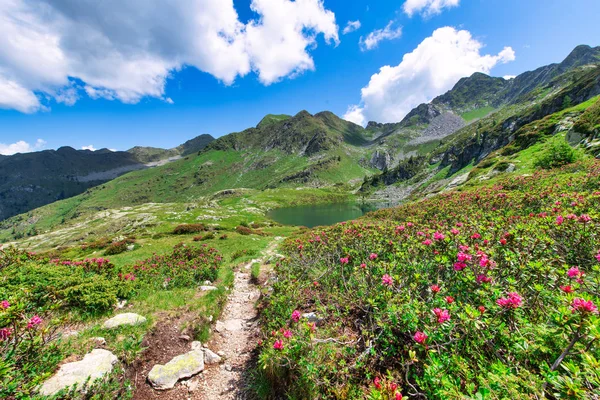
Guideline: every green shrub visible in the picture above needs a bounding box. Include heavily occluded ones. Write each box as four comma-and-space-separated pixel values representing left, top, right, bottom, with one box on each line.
534, 139, 577, 169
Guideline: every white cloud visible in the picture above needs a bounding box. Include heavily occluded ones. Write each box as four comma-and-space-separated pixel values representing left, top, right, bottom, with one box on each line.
0, 0, 339, 112
403, 0, 460, 17
345, 27, 515, 125
503, 75, 516, 80
343, 20, 361, 35
0, 138, 46, 155
359, 21, 402, 51
81, 145, 96, 151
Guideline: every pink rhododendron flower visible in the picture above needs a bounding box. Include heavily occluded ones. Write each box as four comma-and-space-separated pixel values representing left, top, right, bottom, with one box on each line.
413, 331, 427, 344
369, 253, 378, 260
459, 245, 470, 252
291, 310, 301, 322
27, 315, 43, 329
0, 300, 9, 309
374, 377, 382, 389
395, 392, 403, 400
0, 327, 12, 341
499, 238, 507, 245
433, 232, 445, 241
382, 274, 393, 286
560, 285, 574, 293
571, 298, 598, 314
476, 275, 492, 284
556, 215, 564, 225
450, 228, 459, 235
478, 306, 486, 313
422, 239, 433, 246
457, 252, 472, 262
433, 308, 450, 324
471, 233, 481, 239
340, 257, 349, 264
445, 296, 454, 304
283, 330, 292, 338
360, 263, 367, 269
578, 214, 592, 223
596, 252, 600, 262
273, 339, 284, 350
497, 292, 523, 309
567, 267, 583, 279
430, 284, 440, 293
453, 262, 467, 271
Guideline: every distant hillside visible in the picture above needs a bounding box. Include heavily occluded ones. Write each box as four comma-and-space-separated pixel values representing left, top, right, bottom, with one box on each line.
2, 44, 599, 242
0, 134, 214, 221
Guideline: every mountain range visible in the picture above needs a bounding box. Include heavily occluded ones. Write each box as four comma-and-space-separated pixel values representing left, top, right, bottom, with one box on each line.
1, 44, 599, 239
0, 134, 214, 221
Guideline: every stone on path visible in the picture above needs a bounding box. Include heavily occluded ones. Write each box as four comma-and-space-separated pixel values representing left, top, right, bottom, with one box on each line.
200, 285, 218, 291
102, 313, 146, 329
39, 349, 118, 396
203, 348, 222, 365
148, 350, 205, 390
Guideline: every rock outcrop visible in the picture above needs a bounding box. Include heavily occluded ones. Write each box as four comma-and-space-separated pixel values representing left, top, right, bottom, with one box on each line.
147, 349, 205, 390
39, 349, 118, 396
102, 313, 147, 329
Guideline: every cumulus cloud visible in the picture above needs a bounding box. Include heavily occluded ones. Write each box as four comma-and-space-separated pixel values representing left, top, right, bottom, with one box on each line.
359, 21, 402, 51
403, 0, 460, 17
81, 145, 96, 151
343, 20, 361, 34
503, 75, 516, 80
0, 0, 339, 113
0, 138, 46, 155
344, 27, 515, 125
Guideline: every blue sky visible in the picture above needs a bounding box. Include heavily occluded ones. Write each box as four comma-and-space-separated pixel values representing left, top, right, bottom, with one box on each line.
1, 0, 599, 153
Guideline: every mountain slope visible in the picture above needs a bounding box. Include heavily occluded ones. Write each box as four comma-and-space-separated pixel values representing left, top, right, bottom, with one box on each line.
0, 134, 215, 221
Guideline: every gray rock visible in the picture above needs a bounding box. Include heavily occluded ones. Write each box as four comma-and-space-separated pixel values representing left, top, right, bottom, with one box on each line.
191, 341, 203, 351
302, 312, 320, 322
148, 350, 204, 390
39, 349, 118, 396
102, 313, 146, 329
203, 349, 222, 365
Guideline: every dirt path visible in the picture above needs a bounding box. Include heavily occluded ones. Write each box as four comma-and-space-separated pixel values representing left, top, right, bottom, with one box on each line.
197, 238, 281, 399
129, 238, 281, 399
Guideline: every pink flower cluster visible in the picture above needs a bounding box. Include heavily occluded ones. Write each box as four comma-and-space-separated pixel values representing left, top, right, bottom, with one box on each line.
496, 292, 523, 309
413, 331, 427, 344
381, 274, 393, 286
291, 310, 301, 322
27, 315, 43, 329
0, 327, 12, 341
0, 300, 9, 309
571, 298, 598, 314
433, 308, 450, 324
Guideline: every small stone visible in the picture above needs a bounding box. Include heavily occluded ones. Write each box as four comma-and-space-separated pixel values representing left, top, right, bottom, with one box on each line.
90, 337, 106, 346
116, 300, 128, 309
179, 335, 191, 341
302, 312, 320, 322
102, 313, 146, 329
200, 285, 218, 291
148, 350, 204, 390
203, 280, 211, 285
215, 321, 225, 333
217, 351, 225, 357
203, 349, 222, 365
126, 244, 135, 251
191, 341, 203, 351
224, 364, 232, 372
38, 349, 118, 396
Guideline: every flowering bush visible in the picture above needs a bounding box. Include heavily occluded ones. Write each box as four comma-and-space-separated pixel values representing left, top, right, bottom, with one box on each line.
258, 161, 600, 398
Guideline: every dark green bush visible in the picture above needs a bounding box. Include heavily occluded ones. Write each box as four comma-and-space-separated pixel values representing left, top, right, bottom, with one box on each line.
173, 224, 206, 234
534, 140, 577, 169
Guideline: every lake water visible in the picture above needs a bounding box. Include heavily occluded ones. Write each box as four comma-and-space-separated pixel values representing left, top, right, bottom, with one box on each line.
267, 202, 394, 228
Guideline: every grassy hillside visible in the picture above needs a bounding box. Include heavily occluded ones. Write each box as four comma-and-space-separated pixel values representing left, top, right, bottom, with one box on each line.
256, 160, 600, 398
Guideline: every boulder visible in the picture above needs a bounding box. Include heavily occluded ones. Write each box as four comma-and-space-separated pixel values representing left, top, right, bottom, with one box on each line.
147, 350, 204, 390
39, 349, 118, 396
102, 313, 146, 329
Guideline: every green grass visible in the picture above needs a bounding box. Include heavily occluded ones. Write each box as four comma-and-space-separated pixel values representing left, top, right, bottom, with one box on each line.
461, 106, 495, 121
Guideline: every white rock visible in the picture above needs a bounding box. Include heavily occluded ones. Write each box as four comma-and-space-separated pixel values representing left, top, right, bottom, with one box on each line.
200, 285, 218, 291
38, 349, 118, 396
148, 350, 204, 390
203, 349, 222, 365
302, 312, 320, 322
116, 300, 127, 309
90, 337, 106, 346
102, 313, 146, 329
191, 341, 203, 351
